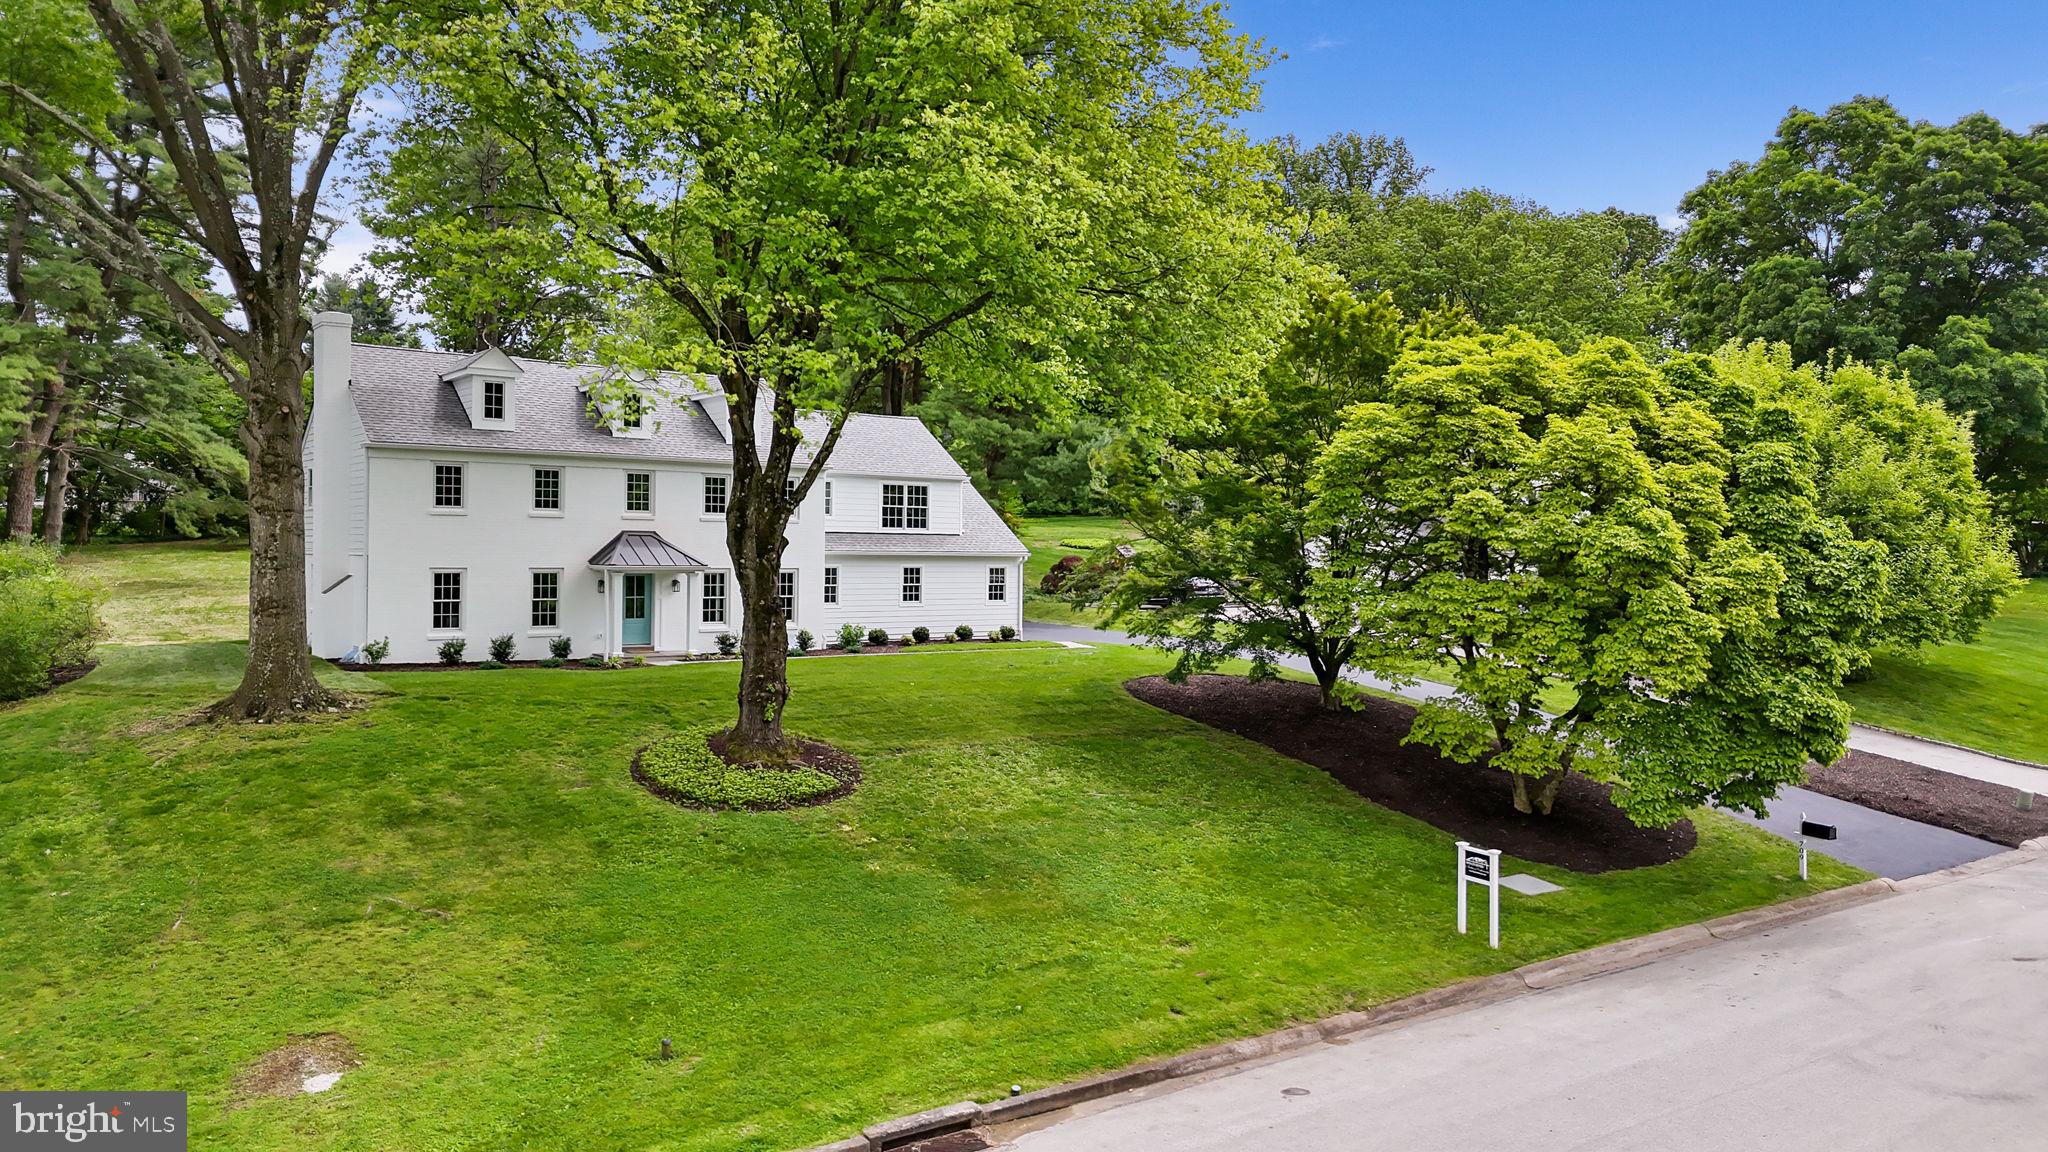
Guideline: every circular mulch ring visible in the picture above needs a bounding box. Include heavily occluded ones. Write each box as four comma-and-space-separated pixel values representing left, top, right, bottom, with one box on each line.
631, 729, 861, 812
1126, 674, 1695, 873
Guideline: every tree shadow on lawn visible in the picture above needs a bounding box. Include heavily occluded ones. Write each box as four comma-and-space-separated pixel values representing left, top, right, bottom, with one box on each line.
1126, 674, 1695, 873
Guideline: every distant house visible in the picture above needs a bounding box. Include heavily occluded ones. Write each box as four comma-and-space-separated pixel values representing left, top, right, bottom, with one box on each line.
303, 312, 1026, 663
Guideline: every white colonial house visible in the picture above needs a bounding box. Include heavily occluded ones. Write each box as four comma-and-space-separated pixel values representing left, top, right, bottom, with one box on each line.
303, 311, 1027, 664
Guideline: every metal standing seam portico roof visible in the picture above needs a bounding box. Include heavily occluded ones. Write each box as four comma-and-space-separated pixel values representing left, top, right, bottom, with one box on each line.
586, 530, 706, 570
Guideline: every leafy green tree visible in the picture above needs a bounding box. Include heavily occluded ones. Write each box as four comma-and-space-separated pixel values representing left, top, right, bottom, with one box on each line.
358, 92, 602, 359
1077, 283, 1410, 707
0, 0, 375, 718
1309, 333, 2015, 825
1667, 97, 2048, 568
405, 0, 1291, 757
1275, 134, 1670, 349
309, 273, 418, 349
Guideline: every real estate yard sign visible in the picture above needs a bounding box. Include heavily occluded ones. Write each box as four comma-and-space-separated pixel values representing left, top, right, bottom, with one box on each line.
1455, 841, 1502, 949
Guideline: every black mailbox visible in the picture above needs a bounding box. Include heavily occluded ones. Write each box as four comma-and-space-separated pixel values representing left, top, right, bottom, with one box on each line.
1799, 819, 1839, 841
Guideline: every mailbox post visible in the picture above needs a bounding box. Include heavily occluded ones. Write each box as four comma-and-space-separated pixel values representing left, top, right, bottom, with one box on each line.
1797, 814, 1838, 881
1455, 841, 1502, 949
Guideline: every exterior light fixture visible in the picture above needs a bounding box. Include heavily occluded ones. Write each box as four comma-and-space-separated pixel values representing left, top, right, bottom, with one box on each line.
671, 577, 682, 592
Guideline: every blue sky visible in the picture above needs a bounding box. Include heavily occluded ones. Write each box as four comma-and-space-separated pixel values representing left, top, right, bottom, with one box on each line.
1224, 0, 2048, 223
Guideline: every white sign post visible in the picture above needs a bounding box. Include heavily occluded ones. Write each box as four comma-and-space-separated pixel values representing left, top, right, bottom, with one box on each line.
1455, 840, 1502, 949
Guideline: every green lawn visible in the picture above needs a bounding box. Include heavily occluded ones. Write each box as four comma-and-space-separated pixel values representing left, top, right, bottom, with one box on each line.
1017, 515, 1137, 626
0, 636, 1858, 1151
61, 539, 250, 644
1843, 578, 2048, 764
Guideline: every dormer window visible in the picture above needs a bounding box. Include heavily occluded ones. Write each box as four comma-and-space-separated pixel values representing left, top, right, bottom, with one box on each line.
443, 347, 523, 431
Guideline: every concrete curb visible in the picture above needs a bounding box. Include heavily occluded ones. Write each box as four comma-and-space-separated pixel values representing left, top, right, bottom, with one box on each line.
796, 854, 2042, 1151
1852, 722, 2048, 773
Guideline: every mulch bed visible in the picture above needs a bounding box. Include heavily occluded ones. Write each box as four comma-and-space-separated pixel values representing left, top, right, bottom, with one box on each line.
48, 660, 98, 689
1805, 749, 2048, 848
1126, 674, 1695, 873
630, 730, 863, 812
336, 640, 1024, 673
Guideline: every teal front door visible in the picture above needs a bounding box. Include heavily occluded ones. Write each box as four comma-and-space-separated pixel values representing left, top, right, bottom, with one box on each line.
622, 573, 652, 646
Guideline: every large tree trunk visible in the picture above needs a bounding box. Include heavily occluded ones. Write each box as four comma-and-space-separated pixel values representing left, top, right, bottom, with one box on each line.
39, 435, 70, 544
209, 353, 336, 719
726, 469, 794, 761
5, 377, 61, 540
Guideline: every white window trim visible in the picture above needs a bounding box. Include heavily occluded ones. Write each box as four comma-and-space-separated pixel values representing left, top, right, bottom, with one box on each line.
429, 568, 466, 636
624, 469, 655, 519
701, 570, 728, 625
881, 482, 932, 531
531, 466, 564, 517
988, 566, 1007, 602
528, 568, 563, 633
901, 565, 923, 604
701, 474, 729, 519
778, 569, 797, 623
482, 378, 508, 422
823, 479, 832, 516
822, 566, 839, 605
430, 461, 466, 514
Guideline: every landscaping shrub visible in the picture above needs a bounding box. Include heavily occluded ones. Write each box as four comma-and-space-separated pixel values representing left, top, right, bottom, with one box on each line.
580, 655, 611, 668
0, 542, 102, 702
867, 627, 889, 647
999, 625, 1017, 641
1040, 555, 1083, 593
794, 628, 814, 652
539, 657, 563, 668
489, 634, 516, 662
912, 625, 930, 644
361, 637, 391, 665
637, 726, 841, 809
548, 635, 574, 660
953, 623, 974, 641
716, 632, 737, 656
987, 628, 1000, 641
437, 638, 467, 665
478, 659, 506, 670
836, 622, 864, 652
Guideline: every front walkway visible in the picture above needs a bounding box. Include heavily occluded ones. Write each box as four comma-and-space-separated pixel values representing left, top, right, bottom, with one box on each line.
1002, 851, 2048, 1152
1023, 621, 2008, 878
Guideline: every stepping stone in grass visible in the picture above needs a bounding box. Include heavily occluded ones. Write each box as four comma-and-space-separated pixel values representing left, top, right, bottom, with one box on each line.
1501, 873, 1563, 895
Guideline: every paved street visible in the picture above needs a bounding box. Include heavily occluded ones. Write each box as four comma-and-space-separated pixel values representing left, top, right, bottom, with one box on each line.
1002, 852, 2048, 1152
1027, 622, 2008, 878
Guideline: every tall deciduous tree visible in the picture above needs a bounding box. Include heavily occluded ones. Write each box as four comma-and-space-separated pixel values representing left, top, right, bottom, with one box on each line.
0, 0, 374, 717
1310, 333, 2015, 825
1075, 283, 1418, 707
404, 0, 1289, 758
1275, 134, 1670, 350
1667, 97, 2048, 570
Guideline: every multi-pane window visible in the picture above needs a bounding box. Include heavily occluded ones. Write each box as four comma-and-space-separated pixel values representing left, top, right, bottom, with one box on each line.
531, 570, 560, 628
988, 566, 1007, 601
881, 483, 929, 529
626, 471, 652, 513
483, 379, 506, 421
702, 571, 726, 623
823, 566, 839, 605
431, 570, 463, 631
434, 463, 464, 508
785, 477, 798, 505
703, 475, 727, 515
619, 392, 646, 429
824, 480, 832, 515
901, 566, 922, 603
533, 467, 562, 511
778, 570, 797, 621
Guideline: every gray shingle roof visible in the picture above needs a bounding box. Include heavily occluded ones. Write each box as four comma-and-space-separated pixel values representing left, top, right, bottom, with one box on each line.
825, 483, 1026, 557
346, 343, 967, 478
587, 530, 705, 569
